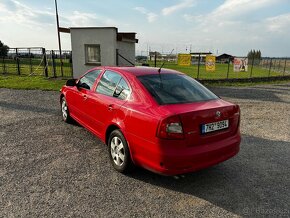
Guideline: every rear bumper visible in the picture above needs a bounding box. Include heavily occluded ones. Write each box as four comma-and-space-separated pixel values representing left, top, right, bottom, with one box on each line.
130, 133, 241, 176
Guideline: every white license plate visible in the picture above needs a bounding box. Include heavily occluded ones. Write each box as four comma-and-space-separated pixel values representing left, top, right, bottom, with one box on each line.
201, 120, 229, 134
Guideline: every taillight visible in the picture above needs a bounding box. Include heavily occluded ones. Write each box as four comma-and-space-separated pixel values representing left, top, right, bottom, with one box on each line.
157, 115, 184, 139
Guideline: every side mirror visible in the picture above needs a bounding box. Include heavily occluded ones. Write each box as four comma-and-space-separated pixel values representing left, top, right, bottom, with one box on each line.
76, 82, 90, 90
66, 79, 77, 87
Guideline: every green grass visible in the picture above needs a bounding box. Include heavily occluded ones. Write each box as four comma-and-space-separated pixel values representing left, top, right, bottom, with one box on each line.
203, 79, 290, 87
0, 58, 72, 78
0, 60, 289, 91
0, 75, 66, 91
146, 61, 284, 79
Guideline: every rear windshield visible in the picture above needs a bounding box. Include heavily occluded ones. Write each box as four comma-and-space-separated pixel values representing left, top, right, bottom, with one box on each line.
137, 74, 218, 105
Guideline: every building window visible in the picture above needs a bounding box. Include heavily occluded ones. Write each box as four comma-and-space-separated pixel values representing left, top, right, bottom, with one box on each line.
85, 44, 101, 65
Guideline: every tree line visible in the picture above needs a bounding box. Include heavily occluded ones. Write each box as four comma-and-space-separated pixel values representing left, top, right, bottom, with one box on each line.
247, 49, 262, 60
0, 40, 9, 57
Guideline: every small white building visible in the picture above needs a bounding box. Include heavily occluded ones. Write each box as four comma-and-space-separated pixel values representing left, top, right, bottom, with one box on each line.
70, 27, 138, 78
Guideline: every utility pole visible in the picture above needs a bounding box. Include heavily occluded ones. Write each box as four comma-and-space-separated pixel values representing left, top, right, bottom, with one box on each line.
54, 0, 64, 77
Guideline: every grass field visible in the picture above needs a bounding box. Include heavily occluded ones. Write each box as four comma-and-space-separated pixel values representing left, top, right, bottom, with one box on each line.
0, 75, 66, 91
0, 58, 72, 78
1, 58, 290, 91
144, 61, 288, 79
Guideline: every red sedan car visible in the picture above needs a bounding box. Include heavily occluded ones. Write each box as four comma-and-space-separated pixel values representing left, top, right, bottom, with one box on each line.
60, 66, 241, 175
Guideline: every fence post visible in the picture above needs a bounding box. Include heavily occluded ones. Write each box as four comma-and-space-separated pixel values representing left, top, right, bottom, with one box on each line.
154, 52, 157, 67
283, 59, 287, 76
15, 48, 20, 75
52, 50, 57, 78
273, 59, 276, 71
197, 54, 201, 79
250, 56, 254, 78
70, 51, 73, 78
28, 48, 32, 74
42, 48, 48, 77
2, 57, 6, 74
226, 58, 230, 79
268, 58, 272, 77
277, 59, 281, 72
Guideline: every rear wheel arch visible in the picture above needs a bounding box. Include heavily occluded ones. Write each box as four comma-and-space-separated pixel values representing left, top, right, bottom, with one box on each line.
105, 124, 135, 162
105, 124, 120, 145
107, 129, 135, 173
60, 93, 65, 103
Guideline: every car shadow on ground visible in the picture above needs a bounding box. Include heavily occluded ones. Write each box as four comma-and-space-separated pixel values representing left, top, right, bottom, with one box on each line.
128, 134, 290, 217
208, 83, 290, 104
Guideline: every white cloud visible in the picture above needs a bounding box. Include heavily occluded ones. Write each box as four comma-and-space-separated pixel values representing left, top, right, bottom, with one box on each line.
211, 0, 281, 19
162, 0, 196, 16
0, 0, 54, 28
265, 13, 290, 33
134, 7, 158, 23
179, 0, 290, 56
61, 11, 117, 27
0, 0, 119, 28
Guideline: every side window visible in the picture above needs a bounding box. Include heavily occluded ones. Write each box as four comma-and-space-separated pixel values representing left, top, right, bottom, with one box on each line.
96, 70, 121, 96
96, 70, 130, 100
78, 69, 102, 90
114, 78, 130, 100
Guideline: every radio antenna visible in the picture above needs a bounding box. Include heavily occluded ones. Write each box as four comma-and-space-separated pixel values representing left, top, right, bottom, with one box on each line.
158, 49, 174, 73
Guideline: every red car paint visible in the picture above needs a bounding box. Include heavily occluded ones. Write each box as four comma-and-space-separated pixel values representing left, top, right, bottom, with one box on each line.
60, 66, 241, 175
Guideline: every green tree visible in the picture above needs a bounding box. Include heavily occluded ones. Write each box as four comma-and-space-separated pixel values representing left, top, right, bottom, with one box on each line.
0, 40, 9, 57
247, 49, 262, 64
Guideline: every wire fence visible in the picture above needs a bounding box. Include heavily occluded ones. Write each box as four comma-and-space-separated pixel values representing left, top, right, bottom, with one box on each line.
0, 47, 73, 78
1, 48, 290, 81
137, 53, 290, 80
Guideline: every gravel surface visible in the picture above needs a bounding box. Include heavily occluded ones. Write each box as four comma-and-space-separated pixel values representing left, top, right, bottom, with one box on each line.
0, 83, 290, 217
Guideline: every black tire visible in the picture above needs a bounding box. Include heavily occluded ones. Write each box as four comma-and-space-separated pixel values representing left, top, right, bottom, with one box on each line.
61, 97, 73, 123
108, 130, 134, 173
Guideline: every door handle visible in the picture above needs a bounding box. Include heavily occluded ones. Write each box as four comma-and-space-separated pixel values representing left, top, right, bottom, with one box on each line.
108, 104, 114, 111
83, 94, 88, 100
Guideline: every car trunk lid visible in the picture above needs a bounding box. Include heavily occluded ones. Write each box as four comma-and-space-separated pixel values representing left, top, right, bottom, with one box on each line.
159, 99, 240, 146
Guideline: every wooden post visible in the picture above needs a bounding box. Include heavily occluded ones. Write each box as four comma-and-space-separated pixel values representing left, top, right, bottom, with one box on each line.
52, 50, 57, 78
42, 48, 48, 77
226, 57, 230, 79
54, 0, 64, 77
283, 59, 287, 76
2, 57, 6, 74
250, 55, 254, 78
29, 48, 32, 74
268, 58, 272, 77
15, 48, 20, 75
197, 54, 201, 79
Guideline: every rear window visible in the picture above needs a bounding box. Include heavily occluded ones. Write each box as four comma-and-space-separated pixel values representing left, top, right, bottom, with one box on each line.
137, 74, 218, 105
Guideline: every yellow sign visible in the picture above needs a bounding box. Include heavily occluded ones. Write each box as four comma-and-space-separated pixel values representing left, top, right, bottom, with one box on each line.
205, 55, 216, 71
178, 54, 191, 66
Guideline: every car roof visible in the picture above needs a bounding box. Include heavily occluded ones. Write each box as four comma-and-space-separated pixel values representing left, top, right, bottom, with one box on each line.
102, 66, 183, 77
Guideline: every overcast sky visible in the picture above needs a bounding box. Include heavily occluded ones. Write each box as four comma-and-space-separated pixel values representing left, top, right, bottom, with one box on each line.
0, 0, 290, 56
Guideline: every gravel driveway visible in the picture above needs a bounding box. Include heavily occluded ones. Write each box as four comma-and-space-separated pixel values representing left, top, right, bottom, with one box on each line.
0, 83, 289, 217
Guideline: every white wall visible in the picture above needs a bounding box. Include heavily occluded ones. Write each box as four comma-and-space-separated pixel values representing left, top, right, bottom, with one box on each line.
70, 27, 117, 78
117, 41, 136, 66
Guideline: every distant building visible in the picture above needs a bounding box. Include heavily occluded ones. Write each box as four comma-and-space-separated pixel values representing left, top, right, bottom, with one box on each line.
70, 27, 138, 78
190, 52, 212, 64
216, 53, 234, 63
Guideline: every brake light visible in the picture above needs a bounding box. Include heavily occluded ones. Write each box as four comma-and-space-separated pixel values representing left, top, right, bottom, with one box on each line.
157, 115, 184, 139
